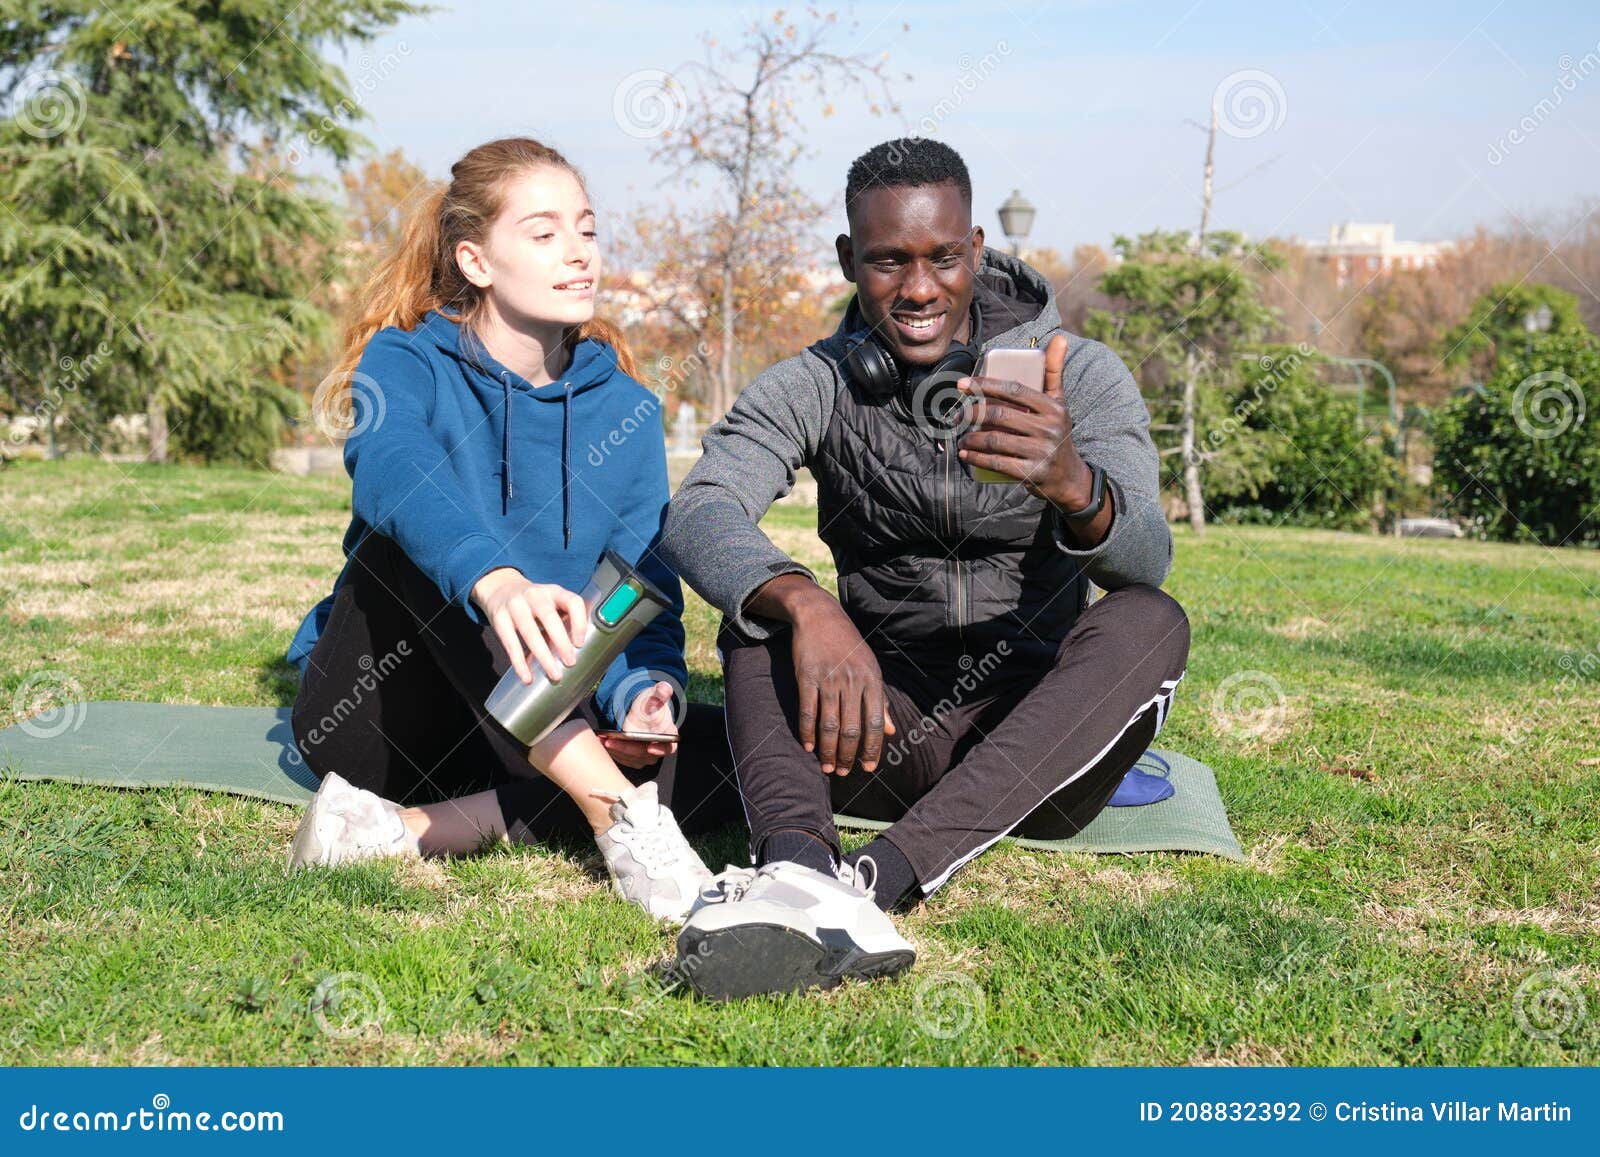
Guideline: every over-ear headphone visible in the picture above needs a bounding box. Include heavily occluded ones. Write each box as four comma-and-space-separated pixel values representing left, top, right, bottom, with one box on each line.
842, 302, 984, 399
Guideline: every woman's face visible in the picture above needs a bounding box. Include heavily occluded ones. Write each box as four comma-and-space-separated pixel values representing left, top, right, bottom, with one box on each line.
460, 165, 600, 330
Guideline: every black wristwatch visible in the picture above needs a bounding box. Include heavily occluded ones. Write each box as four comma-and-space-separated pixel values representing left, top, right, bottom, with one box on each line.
1059, 462, 1106, 526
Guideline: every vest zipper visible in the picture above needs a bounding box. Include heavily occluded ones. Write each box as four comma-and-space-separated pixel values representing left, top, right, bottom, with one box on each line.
942, 438, 965, 648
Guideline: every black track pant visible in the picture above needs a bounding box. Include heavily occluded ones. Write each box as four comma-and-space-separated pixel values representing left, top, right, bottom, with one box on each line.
289, 530, 744, 842
720, 583, 1190, 896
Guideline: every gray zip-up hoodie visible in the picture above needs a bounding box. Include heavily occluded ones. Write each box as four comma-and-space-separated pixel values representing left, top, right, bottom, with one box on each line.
659, 246, 1172, 641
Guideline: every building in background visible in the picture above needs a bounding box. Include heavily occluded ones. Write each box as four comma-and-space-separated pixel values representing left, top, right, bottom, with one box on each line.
1305, 222, 1453, 286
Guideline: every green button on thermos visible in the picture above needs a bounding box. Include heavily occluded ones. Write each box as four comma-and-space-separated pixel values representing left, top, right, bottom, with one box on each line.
484, 550, 672, 746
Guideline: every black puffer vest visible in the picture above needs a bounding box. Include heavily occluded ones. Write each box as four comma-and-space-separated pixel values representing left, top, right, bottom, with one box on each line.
811, 328, 1089, 670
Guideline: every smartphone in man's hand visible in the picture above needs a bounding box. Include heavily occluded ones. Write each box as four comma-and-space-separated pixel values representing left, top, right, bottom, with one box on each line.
970, 347, 1046, 483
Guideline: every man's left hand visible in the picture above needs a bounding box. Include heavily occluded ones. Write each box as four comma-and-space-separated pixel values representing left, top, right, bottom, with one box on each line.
955, 333, 1097, 511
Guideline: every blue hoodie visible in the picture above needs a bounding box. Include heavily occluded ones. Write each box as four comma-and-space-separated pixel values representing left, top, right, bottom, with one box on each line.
286, 308, 686, 727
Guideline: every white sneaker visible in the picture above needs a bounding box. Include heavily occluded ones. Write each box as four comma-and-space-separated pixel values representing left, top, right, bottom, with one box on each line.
673, 856, 916, 1000
593, 781, 712, 924
287, 771, 420, 869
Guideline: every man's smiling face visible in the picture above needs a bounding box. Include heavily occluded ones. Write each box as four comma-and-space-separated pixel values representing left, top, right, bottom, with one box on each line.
836, 182, 985, 368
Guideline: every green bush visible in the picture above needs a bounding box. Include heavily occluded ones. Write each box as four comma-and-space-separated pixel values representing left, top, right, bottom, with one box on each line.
1200, 345, 1395, 531
1431, 332, 1600, 547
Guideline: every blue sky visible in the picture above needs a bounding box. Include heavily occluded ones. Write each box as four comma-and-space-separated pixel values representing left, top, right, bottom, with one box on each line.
323, 0, 1600, 258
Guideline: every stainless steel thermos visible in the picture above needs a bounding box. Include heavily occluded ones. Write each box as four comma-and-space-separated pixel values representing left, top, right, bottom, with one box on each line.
483, 549, 671, 746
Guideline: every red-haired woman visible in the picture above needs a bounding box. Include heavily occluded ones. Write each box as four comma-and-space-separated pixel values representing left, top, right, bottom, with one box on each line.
285, 137, 737, 923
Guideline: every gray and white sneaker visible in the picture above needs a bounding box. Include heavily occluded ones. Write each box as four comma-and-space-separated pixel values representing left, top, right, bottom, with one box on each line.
593, 781, 712, 924
673, 856, 916, 1001
287, 771, 421, 869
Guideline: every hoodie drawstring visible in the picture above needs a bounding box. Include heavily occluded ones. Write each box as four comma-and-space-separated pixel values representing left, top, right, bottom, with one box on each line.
500, 370, 514, 515
498, 367, 573, 549
561, 380, 573, 548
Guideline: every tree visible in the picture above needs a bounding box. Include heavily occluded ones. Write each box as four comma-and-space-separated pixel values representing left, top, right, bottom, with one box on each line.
1203, 345, 1395, 531
625, 7, 901, 419
1432, 330, 1600, 546
1086, 230, 1282, 535
1440, 281, 1587, 381
0, 0, 419, 464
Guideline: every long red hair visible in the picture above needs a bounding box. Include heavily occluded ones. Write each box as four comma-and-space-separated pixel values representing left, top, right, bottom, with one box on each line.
317, 136, 638, 430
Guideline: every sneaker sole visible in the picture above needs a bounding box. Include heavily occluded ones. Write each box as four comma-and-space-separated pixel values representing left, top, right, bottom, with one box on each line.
676, 923, 916, 1001
677, 922, 832, 1001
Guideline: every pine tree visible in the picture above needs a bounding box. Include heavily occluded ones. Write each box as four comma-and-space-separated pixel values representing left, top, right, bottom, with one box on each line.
1, 0, 419, 464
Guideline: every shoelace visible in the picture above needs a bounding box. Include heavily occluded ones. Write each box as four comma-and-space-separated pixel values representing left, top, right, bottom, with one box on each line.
838, 854, 879, 900
698, 863, 767, 905
593, 791, 686, 875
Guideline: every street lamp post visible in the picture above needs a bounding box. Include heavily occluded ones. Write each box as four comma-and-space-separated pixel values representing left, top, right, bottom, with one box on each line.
997, 189, 1036, 258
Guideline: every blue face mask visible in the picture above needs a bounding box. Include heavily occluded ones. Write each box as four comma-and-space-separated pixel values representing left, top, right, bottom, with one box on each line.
1109, 751, 1177, 807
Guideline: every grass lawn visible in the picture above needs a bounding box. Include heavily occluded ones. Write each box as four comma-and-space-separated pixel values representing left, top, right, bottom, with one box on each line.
2, 458, 1597, 1066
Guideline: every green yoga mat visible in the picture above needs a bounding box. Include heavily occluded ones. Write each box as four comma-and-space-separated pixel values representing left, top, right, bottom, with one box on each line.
0, 701, 1243, 860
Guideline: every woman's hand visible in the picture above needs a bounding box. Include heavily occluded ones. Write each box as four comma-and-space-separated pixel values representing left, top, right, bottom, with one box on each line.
471, 567, 588, 684
600, 680, 680, 769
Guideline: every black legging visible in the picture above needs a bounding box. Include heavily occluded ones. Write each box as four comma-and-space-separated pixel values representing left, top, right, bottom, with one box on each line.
289, 529, 745, 842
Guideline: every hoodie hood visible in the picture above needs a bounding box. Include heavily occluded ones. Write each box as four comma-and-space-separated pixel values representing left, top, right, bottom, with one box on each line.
416, 308, 621, 542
